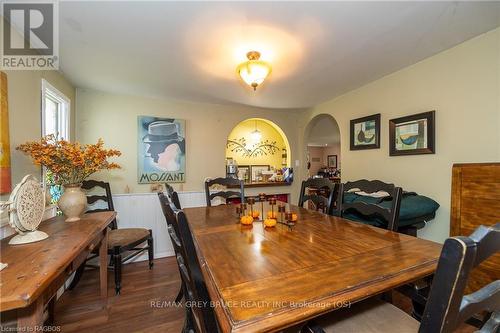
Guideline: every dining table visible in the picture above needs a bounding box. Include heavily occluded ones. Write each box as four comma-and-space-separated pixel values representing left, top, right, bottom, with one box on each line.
183, 202, 442, 333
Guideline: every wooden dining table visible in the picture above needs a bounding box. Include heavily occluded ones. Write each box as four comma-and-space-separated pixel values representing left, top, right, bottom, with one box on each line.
0, 211, 115, 329
183, 202, 442, 333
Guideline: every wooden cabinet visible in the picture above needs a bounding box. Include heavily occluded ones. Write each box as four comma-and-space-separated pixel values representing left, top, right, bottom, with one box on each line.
451, 163, 500, 292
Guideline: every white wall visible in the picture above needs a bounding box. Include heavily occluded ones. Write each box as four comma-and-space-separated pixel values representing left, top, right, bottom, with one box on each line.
300, 28, 500, 243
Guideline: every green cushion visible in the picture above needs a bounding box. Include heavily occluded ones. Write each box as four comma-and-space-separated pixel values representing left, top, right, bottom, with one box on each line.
342, 193, 440, 229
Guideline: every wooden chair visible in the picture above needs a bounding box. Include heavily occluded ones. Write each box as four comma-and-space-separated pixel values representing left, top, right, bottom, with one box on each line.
337, 179, 402, 232
158, 190, 183, 303
204, 177, 244, 207
302, 223, 500, 333
165, 183, 182, 209
69, 180, 153, 294
169, 205, 220, 332
298, 178, 338, 214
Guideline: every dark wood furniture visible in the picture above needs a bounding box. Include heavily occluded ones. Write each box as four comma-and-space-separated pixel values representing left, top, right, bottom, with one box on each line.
0, 212, 115, 330
158, 191, 184, 304
337, 179, 403, 232
304, 223, 500, 333
204, 177, 244, 207
182, 203, 442, 332
165, 183, 181, 209
70, 180, 153, 295
451, 163, 500, 294
164, 200, 220, 332
298, 178, 338, 214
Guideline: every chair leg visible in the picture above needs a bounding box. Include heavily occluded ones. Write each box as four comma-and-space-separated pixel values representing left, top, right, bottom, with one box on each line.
45, 296, 56, 326
183, 306, 195, 333
113, 252, 122, 295
147, 229, 154, 269
68, 261, 86, 290
175, 285, 183, 303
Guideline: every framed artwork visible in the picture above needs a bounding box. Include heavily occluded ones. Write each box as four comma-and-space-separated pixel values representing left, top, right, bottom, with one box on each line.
327, 155, 337, 168
250, 165, 269, 182
350, 113, 380, 150
0, 71, 11, 194
137, 116, 186, 183
389, 111, 435, 156
238, 165, 251, 183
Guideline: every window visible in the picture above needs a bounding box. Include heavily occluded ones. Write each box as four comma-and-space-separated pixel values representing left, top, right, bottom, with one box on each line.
41, 79, 70, 204
42, 79, 70, 140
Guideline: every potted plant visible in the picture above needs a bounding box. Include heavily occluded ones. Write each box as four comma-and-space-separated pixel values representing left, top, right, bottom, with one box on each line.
17, 135, 121, 222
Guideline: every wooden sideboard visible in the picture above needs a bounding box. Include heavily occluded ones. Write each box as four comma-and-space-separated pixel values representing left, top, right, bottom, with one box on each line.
0, 211, 116, 329
451, 163, 500, 292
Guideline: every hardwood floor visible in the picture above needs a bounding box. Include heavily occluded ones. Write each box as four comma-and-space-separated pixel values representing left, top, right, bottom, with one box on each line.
55, 257, 185, 332
55, 257, 477, 333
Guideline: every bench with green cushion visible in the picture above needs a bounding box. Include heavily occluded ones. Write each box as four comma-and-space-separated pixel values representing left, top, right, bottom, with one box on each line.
342, 192, 439, 234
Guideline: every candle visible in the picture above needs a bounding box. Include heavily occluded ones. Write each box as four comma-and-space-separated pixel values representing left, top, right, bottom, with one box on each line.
278, 204, 285, 222
259, 193, 266, 220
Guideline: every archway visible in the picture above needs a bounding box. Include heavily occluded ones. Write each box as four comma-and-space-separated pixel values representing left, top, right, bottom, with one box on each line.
303, 114, 341, 180
226, 118, 291, 182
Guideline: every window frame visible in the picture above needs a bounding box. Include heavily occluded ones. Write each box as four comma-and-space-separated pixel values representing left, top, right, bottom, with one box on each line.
41, 79, 71, 140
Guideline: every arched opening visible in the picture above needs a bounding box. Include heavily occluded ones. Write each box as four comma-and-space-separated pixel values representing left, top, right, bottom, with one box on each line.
303, 114, 341, 180
226, 118, 291, 183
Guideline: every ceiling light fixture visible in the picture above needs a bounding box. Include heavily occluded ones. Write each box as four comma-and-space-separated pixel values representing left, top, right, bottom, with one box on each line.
250, 120, 262, 142
236, 51, 272, 91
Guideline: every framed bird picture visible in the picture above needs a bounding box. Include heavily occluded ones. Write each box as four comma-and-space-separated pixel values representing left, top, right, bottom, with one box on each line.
389, 111, 435, 156
350, 113, 380, 150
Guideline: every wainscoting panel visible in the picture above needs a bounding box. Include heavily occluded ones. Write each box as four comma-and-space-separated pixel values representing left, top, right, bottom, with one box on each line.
112, 191, 207, 262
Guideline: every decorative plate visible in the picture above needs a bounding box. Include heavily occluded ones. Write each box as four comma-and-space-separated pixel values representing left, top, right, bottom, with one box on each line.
8, 175, 45, 234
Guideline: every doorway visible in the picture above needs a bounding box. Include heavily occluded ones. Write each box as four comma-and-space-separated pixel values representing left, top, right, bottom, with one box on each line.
304, 114, 341, 180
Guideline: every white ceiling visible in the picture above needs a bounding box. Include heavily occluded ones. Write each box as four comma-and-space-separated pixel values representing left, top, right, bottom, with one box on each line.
59, 1, 500, 109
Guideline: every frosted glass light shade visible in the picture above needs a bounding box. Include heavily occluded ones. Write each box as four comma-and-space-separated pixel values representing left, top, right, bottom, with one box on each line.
237, 51, 271, 91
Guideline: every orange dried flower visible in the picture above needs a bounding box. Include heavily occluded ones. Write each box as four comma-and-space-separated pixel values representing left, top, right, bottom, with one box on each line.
16, 135, 121, 185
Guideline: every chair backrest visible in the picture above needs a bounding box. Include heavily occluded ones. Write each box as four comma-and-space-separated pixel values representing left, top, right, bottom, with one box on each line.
171, 206, 219, 332
419, 223, 500, 333
81, 179, 117, 229
298, 178, 338, 214
158, 192, 184, 257
204, 177, 244, 207
337, 179, 402, 231
165, 183, 182, 209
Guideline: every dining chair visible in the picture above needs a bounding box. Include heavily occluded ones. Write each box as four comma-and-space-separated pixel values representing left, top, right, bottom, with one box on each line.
165, 183, 182, 209
302, 223, 500, 333
336, 179, 403, 232
158, 191, 184, 303
69, 180, 154, 294
168, 204, 220, 332
298, 178, 338, 214
204, 177, 245, 207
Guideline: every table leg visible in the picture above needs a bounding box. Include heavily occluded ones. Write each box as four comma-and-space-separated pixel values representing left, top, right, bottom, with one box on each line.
99, 228, 108, 308
17, 297, 44, 330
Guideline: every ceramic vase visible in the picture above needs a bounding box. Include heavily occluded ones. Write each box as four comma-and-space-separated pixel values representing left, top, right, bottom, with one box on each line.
58, 184, 86, 222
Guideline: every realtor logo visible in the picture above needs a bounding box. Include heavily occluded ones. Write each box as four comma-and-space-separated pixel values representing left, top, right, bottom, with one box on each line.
1, 1, 59, 70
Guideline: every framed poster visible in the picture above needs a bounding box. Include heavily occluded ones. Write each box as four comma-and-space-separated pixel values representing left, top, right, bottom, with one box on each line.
138, 116, 186, 183
250, 165, 269, 182
327, 155, 337, 168
0, 71, 11, 194
350, 113, 380, 150
389, 111, 435, 156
